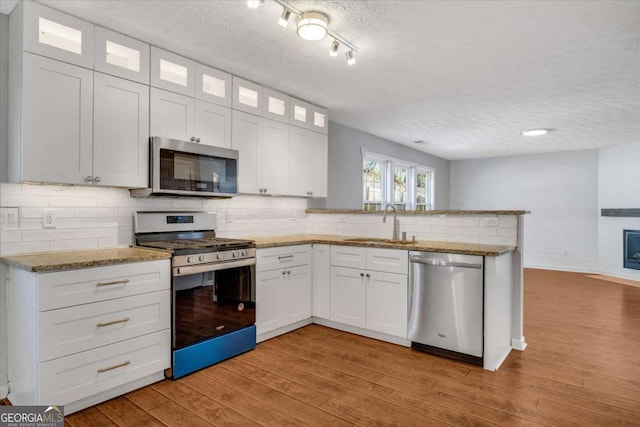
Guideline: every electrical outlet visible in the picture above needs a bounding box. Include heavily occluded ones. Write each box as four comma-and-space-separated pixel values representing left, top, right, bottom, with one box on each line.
226, 210, 233, 223
43, 209, 57, 228
0, 207, 20, 229
480, 217, 498, 227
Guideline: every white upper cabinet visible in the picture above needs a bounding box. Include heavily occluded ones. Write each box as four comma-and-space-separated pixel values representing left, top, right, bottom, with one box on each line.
232, 111, 261, 194
259, 118, 289, 195
263, 88, 290, 124
94, 27, 149, 84
196, 63, 232, 107
11, 53, 94, 185
93, 72, 149, 188
289, 97, 328, 134
150, 46, 195, 97
288, 127, 328, 197
232, 77, 265, 116
14, 1, 94, 69
150, 88, 195, 142
194, 100, 232, 148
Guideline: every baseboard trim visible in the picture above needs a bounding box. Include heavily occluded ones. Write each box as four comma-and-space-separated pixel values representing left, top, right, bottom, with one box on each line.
511, 337, 527, 351
524, 265, 598, 274
312, 317, 411, 347
257, 318, 312, 343
485, 346, 513, 371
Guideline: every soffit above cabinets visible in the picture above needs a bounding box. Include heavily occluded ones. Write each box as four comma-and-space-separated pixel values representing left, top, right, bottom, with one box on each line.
35, 0, 640, 160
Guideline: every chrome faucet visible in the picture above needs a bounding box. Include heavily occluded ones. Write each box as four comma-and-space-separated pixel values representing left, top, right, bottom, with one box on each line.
382, 203, 400, 240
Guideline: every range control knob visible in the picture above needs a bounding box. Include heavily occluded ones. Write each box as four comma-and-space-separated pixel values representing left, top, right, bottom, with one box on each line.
217, 253, 223, 260
241, 250, 247, 257
232, 251, 238, 258
187, 256, 195, 264
199, 255, 206, 262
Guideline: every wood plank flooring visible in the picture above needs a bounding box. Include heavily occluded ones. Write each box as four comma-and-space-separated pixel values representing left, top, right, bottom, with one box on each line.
63, 269, 640, 426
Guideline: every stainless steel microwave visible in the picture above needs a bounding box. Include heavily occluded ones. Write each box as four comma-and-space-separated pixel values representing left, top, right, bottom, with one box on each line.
131, 137, 238, 198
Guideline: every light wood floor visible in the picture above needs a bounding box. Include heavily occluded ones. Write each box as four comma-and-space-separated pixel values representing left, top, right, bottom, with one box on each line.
64, 269, 640, 426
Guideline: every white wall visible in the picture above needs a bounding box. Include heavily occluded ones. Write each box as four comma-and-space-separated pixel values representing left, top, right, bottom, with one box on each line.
598, 142, 640, 280
316, 122, 450, 210
449, 150, 599, 271
0, 12, 9, 399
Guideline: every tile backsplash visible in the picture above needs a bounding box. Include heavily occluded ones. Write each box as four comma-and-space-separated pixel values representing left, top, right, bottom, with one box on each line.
0, 183, 307, 255
0, 183, 519, 256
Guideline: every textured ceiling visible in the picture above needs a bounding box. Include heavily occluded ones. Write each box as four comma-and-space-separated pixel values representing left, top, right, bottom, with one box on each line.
32, 0, 640, 160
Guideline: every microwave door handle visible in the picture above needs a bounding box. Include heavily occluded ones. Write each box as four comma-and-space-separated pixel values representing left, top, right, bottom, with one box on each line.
174, 258, 256, 276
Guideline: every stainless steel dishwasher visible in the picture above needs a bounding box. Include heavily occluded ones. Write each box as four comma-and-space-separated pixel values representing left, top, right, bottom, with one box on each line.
408, 251, 484, 365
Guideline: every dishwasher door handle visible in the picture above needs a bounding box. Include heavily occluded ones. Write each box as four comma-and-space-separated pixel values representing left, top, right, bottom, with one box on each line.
410, 258, 482, 269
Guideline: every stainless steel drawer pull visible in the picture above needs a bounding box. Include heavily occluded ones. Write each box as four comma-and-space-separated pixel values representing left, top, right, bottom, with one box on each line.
97, 360, 130, 373
96, 317, 130, 328
96, 279, 130, 287
278, 255, 294, 260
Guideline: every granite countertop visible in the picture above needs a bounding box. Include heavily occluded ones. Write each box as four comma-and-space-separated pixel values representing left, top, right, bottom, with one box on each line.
305, 209, 529, 215
252, 234, 515, 256
1, 247, 172, 272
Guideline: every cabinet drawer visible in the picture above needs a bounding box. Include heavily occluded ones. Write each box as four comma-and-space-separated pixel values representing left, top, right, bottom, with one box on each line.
366, 248, 408, 275
331, 245, 366, 269
39, 330, 170, 405
37, 260, 170, 311
257, 245, 311, 272
38, 290, 170, 362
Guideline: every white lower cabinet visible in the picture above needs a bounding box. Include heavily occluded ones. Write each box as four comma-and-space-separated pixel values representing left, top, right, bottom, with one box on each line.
312, 244, 331, 319
7, 260, 171, 414
330, 246, 408, 339
256, 245, 312, 338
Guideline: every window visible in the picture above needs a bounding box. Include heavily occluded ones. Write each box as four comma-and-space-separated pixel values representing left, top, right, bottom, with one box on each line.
362, 152, 434, 211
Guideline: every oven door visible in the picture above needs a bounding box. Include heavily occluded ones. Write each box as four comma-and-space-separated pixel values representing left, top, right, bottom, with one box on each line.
151, 137, 238, 197
172, 258, 255, 350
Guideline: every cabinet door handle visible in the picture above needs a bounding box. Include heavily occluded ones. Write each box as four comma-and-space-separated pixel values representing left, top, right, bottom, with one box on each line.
97, 317, 130, 328
97, 360, 130, 373
83, 176, 94, 183
195, 137, 201, 143
360, 272, 365, 277
287, 270, 291, 275
278, 255, 294, 260
282, 270, 286, 275
366, 273, 371, 278
190, 136, 196, 142
93, 176, 101, 183
96, 279, 130, 287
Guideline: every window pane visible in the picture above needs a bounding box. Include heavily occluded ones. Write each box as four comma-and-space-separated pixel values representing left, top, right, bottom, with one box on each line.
364, 159, 384, 208
416, 171, 427, 205
393, 166, 408, 211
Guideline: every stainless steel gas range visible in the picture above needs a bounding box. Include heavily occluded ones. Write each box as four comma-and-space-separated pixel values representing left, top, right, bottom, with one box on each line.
134, 211, 256, 379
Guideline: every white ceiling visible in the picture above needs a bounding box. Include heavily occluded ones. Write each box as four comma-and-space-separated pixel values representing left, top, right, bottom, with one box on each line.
22, 1, 640, 159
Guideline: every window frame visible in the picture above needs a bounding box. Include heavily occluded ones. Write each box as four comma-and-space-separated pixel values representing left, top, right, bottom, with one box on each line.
361, 150, 435, 211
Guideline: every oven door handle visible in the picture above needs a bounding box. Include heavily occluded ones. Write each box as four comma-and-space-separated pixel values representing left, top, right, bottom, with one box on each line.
173, 258, 256, 276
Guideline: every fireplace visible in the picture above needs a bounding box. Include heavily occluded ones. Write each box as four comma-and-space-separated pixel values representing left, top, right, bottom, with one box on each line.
623, 230, 640, 270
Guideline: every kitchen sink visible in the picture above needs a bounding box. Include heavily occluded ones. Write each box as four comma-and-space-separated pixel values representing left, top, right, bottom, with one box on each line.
344, 237, 415, 245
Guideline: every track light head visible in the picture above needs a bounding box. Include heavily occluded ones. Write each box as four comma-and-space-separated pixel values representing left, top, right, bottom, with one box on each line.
247, 0, 264, 9
346, 50, 356, 65
278, 9, 292, 28
329, 40, 340, 57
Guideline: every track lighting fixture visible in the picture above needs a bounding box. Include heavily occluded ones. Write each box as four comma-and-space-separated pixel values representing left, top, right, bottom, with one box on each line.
248, 0, 359, 65
346, 50, 356, 65
296, 12, 329, 41
278, 9, 291, 28
246, 0, 264, 9
329, 40, 340, 57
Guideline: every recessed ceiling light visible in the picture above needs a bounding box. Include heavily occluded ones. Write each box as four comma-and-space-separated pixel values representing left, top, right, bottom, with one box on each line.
521, 129, 549, 136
